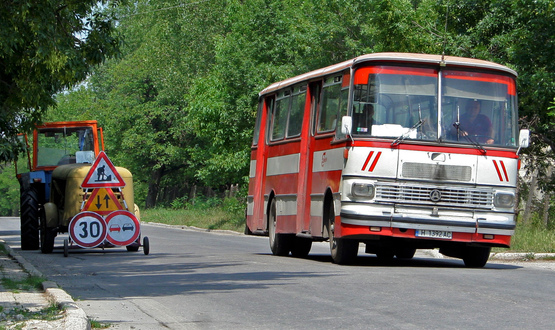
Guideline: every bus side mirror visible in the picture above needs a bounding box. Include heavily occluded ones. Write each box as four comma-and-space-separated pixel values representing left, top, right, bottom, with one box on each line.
519, 129, 530, 148
341, 116, 352, 135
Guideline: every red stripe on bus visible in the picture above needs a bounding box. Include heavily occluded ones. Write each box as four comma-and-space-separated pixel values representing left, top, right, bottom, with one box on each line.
500, 160, 509, 182
492, 160, 504, 181
368, 151, 382, 172
361, 151, 374, 171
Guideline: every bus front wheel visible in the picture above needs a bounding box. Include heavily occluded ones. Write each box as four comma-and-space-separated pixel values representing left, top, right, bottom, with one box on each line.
326, 202, 357, 264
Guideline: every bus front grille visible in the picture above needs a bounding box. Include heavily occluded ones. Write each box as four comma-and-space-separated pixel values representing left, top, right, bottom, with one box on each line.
375, 183, 493, 209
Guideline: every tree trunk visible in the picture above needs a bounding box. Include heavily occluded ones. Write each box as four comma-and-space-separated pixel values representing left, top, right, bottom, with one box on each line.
523, 170, 537, 224
542, 165, 553, 228
189, 184, 197, 206
145, 166, 164, 209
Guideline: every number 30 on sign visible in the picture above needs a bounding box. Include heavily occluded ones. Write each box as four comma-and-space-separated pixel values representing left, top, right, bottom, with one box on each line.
69, 212, 108, 248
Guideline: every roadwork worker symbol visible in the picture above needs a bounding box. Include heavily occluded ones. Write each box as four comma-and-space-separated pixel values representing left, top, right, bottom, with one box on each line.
96, 165, 112, 182
81, 151, 126, 188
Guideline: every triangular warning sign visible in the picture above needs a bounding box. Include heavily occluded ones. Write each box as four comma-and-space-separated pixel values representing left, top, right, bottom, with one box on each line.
81, 151, 126, 188
82, 188, 125, 215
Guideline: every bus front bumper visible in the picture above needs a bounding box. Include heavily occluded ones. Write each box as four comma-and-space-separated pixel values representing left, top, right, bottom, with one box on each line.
340, 205, 516, 237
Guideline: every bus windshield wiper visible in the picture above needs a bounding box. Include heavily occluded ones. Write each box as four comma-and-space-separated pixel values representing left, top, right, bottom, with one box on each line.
452, 121, 487, 154
391, 119, 424, 147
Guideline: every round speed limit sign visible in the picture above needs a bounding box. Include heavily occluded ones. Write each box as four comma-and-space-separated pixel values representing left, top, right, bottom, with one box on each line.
69, 212, 107, 248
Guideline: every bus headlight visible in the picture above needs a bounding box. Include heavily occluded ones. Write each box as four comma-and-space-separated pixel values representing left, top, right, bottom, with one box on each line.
351, 183, 375, 199
494, 192, 515, 208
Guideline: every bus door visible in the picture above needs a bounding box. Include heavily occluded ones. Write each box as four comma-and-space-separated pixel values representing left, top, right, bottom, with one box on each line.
298, 81, 320, 234
266, 86, 307, 234
308, 74, 349, 237
248, 97, 271, 232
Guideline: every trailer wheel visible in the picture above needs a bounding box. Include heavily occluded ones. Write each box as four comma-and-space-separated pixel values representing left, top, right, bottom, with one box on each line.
63, 239, 69, 257
20, 185, 40, 250
268, 198, 292, 256
327, 202, 357, 264
39, 207, 55, 254
126, 238, 140, 252
143, 236, 150, 255
463, 246, 491, 268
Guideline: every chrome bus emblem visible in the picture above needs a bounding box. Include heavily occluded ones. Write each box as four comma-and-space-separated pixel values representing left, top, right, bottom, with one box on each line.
430, 189, 442, 202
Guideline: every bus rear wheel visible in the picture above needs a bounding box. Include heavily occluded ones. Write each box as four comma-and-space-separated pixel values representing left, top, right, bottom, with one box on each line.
327, 202, 357, 264
291, 237, 312, 258
268, 199, 292, 256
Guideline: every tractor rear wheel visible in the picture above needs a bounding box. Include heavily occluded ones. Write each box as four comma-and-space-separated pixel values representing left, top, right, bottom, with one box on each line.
20, 185, 40, 250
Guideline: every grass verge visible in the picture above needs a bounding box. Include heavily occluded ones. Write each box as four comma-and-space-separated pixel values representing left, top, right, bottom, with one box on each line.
501, 221, 555, 253
142, 205, 245, 232
1, 275, 46, 292
0, 304, 62, 329
89, 317, 111, 329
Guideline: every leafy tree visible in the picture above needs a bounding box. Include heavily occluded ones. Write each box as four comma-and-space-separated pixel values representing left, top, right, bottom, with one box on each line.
0, 0, 122, 163
82, 0, 228, 207
0, 164, 19, 216
442, 0, 555, 193
38, 0, 555, 209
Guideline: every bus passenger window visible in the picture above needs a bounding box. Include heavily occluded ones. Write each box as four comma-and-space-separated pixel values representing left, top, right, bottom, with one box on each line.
287, 86, 306, 137
271, 91, 289, 141
318, 77, 342, 133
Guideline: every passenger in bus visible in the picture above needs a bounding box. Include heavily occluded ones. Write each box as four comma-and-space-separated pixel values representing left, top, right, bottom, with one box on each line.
456, 100, 494, 144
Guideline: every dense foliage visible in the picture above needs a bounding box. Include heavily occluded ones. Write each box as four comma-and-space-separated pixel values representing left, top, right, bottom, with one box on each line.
2, 0, 554, 217
0, 0, 122, 163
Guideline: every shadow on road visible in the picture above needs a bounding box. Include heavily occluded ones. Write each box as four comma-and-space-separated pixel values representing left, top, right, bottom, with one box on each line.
256, 252, 523, 270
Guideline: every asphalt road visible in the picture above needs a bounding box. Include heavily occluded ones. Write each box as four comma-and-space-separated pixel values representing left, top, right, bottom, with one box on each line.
1, 217, 554, 329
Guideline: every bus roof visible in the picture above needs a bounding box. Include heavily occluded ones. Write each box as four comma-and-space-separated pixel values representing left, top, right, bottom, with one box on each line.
259, 52, 517, 96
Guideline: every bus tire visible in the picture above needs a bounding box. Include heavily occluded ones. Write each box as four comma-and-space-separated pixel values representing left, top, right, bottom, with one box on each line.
463, 246, 491, 268
291, 237, 312, 258
268, 198, 292, 256
395, 247, 416, 259
327, 202, 357, 264
20, 184, 40, 250
376, 249, 395, 261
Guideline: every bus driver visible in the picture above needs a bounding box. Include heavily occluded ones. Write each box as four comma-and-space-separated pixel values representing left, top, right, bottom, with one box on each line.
457, 100, 494, 144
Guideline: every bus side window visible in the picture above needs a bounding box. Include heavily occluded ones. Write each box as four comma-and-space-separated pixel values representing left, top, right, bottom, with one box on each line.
318, 77, 342, 133
310, 82, 321, 135
271, 91, 290, 141
287, 85, 306, 138
265, 96, 275, 143
252, 98, 263, 146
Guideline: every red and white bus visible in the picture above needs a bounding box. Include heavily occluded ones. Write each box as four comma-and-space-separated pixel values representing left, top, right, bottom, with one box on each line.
246, 53, 530, 267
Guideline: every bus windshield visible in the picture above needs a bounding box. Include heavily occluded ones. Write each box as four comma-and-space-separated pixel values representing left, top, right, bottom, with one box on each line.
351, 65, 519, 147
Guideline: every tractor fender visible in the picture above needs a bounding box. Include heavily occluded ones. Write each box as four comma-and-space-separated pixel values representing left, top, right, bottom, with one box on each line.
43, 202, 59, 228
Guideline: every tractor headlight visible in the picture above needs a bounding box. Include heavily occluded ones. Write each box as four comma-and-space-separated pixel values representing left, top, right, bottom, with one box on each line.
351, 183, 375, 199
494, 192, 515, 208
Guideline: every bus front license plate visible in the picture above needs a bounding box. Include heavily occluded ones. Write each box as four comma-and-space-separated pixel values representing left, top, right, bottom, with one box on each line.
415, 230, 452, 239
